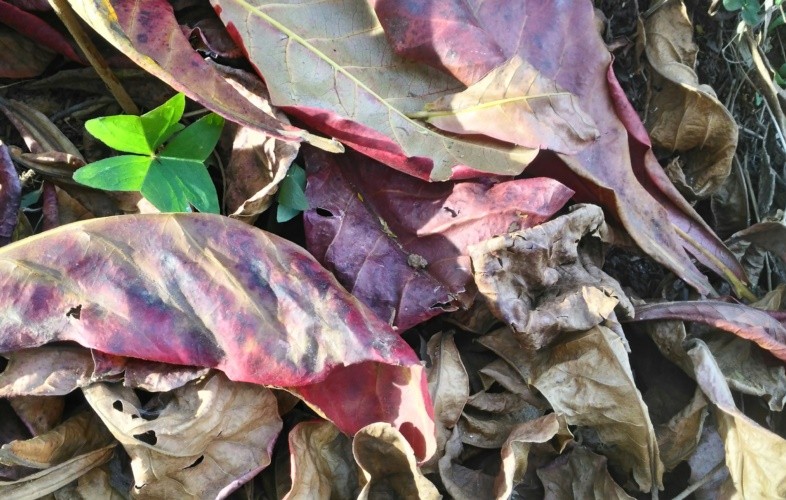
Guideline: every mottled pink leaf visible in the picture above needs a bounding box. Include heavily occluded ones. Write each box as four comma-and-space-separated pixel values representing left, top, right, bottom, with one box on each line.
633, 301, 786, 363
304, 148, 573, 330
0, 214, 435, 460
0, 143, 20, 246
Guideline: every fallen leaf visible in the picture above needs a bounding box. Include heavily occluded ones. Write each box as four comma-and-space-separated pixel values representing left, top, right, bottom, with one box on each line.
122, 360, 210, 392
643, 0, 737, 199
212, 0, 539, 181
0, 445, 115, 498
283, 421, 359, 500
54, 465, 125, 499
7, 396, 63, 436
0, 25, 54, 78
529, 326, 663, 492
0, 0, 83, 63
437, 427, 494, 500
634, 300, 786, 362
83, 373, 281, 498
0, 143, 20, 246
305, 148, 572, 329
0, 213, 435, 460
0, 411, 114, 469
469, 204, 633, 350
352, 422, 440, 500
68, 0, 337, 150
731, 221, 786, 267
656, 388, 708, 471
537, 446, 634, 499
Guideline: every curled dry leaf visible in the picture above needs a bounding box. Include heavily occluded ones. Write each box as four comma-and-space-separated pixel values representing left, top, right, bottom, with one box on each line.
469, 204, 633, 350
305, 148, 572, 330
437, 427, 494, 500
0, 411, 114, 469
7, 396, 63, 436
0, 213, 435, 460
731, 221, 786, 267
656, 388, 708, 471
0, 445, 115, 499
493, 412, 561, 499
529, 326, 663, 492
352, 422, 440, 500
687, 341, 786, 498
643, 1, 737, 198
425, 331, 469, 470
212, 0, 539, 181
122, 360, 210, 393
83, 373, 281, 498
537, 446, 633, 499
283, 421, 359, 500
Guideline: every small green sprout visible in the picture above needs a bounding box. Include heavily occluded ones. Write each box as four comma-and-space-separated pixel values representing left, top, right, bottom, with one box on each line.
276, 164, 308, 223
73, 93, 223, 214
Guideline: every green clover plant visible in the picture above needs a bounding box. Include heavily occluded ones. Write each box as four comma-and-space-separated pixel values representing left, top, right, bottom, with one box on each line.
276, 164, 308, 222
73, 93, 223, 213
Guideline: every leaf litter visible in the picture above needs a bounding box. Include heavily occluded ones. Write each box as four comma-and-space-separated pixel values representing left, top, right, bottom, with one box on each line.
0, 0, 785, 498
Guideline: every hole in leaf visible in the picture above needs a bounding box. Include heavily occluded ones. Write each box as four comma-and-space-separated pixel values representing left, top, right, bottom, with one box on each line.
0, 356, 7, 373
66, 304, 82, 319
134, 430, 157, 445
112, 401, 123, 412
315, 208, 334, 217
443, 206, 458, 217
184, 456, 204, 469
131, 414, 139, 419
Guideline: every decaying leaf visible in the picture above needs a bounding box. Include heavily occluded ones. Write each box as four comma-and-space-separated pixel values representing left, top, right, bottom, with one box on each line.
284, 421, 359, 500
0, 411, 114, 469
7, 396, 63, 437
438, 427, 494, 500
0, 213, 435, 460
83, 373, 281, 498
731, 221, 786, 267
305, 148, 572, 330
656, 388, 709, 471
469, 204, 633, 350
0, 143, 20, 246
0, 25, 55, 78
643, 0, 737, 199
537, 446, 633, 499
352, 422, 440, 500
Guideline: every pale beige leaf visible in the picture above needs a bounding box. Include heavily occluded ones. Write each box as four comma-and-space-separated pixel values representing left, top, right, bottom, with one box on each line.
656, 388, 708, 470
537, 446, 634, 500
82, 372, 282, 499
352, 423, 440, 500
0, 411, 113, 469
0, 446, 115, 499
54, 466, 125, 500
644, 0, 737, 198
529, 326, 663, 492
283, 421, 358, 500
423, 55, 598, 153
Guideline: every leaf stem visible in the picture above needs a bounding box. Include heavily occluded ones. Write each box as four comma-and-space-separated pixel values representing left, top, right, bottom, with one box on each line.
47, 0, 139, 115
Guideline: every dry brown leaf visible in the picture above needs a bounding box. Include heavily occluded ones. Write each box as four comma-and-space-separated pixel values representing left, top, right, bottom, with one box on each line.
283, 421, 359, 500
469, 204, 633, 350
54, 465, 125, 499
731, 221, 786, 267
687, 340, 786, 498
121, 360, 210, 393
656, 388, 708, 471
493, 413, 560, 499
537, 446, 634, 499
7, 396, 63, 437
529, 326, 663, 492
352, 422, 440, 500
425, 331, 469, 471
82, 372, 282, 498
0, 445, 115, 499
458, 403, 543, 449
0, 411, 114, 469
422, 55, 599, 153
437, 427, 494, 500
643, 0, 737, 198
687, 422, 731, 500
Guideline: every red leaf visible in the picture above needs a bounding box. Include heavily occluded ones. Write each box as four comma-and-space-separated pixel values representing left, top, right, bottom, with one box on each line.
633, 301, 786, 363
304, 148, 573, 330
0, 214, 436, 460
0, 0, 83, 63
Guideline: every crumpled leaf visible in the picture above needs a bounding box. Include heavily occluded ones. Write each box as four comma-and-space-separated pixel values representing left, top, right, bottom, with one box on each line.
0, 213, 435, 460
425, 331, 468, 470
283, 421, 359, 500
352, 422, 440, 500
493, 413, 561, 499
643, 0, 737, 199
305, 148, 573, 329
537, 446, 634, 499
211, 0, 539, 181
67, 0, 338, 151
0, 143, 20, 246
731, 221, 786, 267
687, 340, 786, 498
53, 465, 125, 499
83, 373, 281, 498
528, 326, 663, 492
0, 25, 55, 78
438, 427, 494, 500
656, 388, 709, 471
7, 396, 63, 436
469, 204, 633, 350
634, 301, 786, 362
0, 445, 115, 498
0, 411, 114, 469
